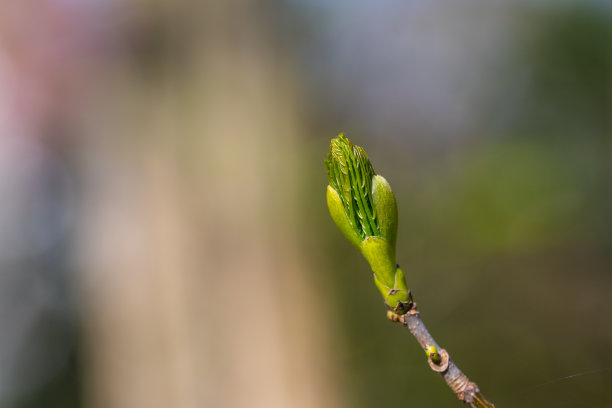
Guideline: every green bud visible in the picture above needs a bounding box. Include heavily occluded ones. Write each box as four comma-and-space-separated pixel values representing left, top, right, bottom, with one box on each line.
426, 345, 442, 365
326, 185, 362, 249
372, 175, 398, 250
325, 133, 378, 240
325, 133, 410, 313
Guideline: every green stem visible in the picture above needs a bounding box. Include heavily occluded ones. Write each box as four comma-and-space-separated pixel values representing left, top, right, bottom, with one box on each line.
473, 393, 496, 408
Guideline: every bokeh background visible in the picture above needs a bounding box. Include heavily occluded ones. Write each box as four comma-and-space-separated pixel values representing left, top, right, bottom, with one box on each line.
0, 0, 611, 407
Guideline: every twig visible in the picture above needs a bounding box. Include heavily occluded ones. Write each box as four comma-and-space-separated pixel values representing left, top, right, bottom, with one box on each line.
388, 297, 496, 407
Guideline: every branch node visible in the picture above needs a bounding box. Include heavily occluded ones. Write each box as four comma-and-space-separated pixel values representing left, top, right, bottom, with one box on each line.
447, 370, 484, 406
386, 310, 403, 323
407, 301, 418, 315
427, 348, 449, 373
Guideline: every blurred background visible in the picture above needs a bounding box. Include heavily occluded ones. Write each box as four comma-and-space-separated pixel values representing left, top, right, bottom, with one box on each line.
0, 0, 610, 407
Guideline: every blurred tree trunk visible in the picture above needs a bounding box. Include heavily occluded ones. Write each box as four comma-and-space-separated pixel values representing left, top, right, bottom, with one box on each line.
74, 1, 342, 407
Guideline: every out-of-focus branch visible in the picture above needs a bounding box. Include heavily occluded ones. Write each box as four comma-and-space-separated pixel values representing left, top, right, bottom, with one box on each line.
388, 300, 496, 408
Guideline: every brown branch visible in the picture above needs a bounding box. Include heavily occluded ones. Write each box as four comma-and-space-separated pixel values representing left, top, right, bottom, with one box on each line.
388, 299, 496, 407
